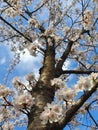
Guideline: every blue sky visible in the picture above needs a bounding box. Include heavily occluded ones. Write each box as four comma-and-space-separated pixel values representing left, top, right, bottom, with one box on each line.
0, 43, 42, 85
0, 44, 11, 84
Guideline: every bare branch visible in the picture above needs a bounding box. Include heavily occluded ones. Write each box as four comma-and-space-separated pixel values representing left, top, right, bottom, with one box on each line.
61, 70, 98, 75
26, 0, 48, 15
86, 108, 98, 127
85, 99, 98, 127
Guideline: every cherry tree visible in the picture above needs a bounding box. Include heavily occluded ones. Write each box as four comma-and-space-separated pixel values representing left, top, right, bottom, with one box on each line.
0, 0, 98, 130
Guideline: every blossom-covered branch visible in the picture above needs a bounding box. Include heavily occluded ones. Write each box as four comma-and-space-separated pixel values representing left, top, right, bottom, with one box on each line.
60, 78, 98, 128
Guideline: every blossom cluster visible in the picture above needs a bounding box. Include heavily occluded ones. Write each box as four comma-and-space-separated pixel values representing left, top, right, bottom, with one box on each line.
45, 27, 55, 37
0, 73, 36, 129
51, 78, 65, 89
0, 85, 13, 98
51, 78, 76, 102
92, 0, 98, 4
0, 107, 16, 129
40, 102, 64, 124
40, 73, 98, 124
0, 106, 27, 130
40, 78, 75, 124
0, 74, 35, 129
2, 122, 14, 130
12, 77, 25, 94
28, 18, 39, 28
82, 10, 93, 29
12, 77, 22, 88
13, 93, 35, 109
4, 0, 22, 17
25, 72, 35, 82
74, 73, 98, 93
23, 39, 40, 57
69, 28, 81, 41
12, 72, 36, 93
27, 43, 38, 56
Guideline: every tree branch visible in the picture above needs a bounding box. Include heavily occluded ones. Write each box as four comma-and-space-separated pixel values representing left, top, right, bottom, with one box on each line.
55, 25, 98, 76
0, 16, 45, 53
60, 81, 98, 129
26, 0, 48, 14
0, 16, 32, 42
86, 107, 98, 127
85, 99, 98, 127
61, 70, 98, 75
4, 0, 28, 21
56, 41, 73, 71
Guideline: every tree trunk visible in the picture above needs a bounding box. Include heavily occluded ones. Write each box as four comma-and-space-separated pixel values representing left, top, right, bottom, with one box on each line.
28, 46, 61, 130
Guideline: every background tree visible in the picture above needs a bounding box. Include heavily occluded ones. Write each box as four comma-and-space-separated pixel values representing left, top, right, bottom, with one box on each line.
0, 0, 98, 130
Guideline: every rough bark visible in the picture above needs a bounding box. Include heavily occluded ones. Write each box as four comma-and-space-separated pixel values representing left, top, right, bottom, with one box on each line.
28, 46, 61, 130
38, 45, 56, 87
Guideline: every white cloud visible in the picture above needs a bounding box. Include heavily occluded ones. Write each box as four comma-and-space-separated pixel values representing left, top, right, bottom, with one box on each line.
62, 60, 71, 70
16, 49, 42, 75
0, 57, 6, 65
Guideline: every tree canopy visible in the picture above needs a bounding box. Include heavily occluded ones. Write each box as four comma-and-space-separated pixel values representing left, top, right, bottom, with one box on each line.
0, 0, 98, 130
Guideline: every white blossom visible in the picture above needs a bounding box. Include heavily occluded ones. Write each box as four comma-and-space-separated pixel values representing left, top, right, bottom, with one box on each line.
27, 43, 38, 56
3, 122, 14, 130
51, 78, 65, 88
40, 102, 63, 124
4, 0, 22, 18
0, 85, 13, 98
12, 77, 20, 88
28, 18, 39, 28
74, 73, 98, 94
82, 10, 93, 29
13, 93, 35, 109
44, 26, 55, 39
55, 87, 76, 102
25, 73, 35, 82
